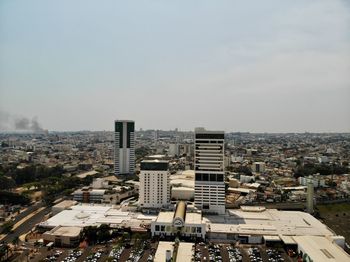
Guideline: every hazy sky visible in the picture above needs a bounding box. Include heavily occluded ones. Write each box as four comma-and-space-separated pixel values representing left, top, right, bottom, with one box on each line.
1, 0, 349, 132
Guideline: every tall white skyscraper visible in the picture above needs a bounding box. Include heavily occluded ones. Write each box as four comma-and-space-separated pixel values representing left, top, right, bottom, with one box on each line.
114, 120, 135, 176
139, 160, 170, 208
194, 128, 225, 214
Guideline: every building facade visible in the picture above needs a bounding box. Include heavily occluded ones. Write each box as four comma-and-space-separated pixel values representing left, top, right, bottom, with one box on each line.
194, 128, 225, 214
251, 162, 266, 173
151, 202, 205, 239
114, 120, 135, 175
43, 226, 81, 247
139, 160, 170, 208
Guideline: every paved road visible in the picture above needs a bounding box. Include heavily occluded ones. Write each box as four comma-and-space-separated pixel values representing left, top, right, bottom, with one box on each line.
0, 202, 44, 232
2, 205, 50, 243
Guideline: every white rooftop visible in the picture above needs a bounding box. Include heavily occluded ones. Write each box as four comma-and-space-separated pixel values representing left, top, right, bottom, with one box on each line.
47, 226, 81, 237
156, 212, 174, 224
154, 241, 174, 262
206, 209, 335, 237
185, 213, 202, 225
40, 204, 147, 228
293, 236, 350, 261
176, 242, 194, 262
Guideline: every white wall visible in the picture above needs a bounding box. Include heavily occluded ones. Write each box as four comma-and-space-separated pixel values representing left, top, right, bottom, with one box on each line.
139, 170, 170, 208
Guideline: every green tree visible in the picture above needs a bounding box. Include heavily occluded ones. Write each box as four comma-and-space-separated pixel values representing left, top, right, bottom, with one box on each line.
0, 191, 30, 205
82, 226, 98, 244
1, 222, 13, 234
0, 176, 16, 190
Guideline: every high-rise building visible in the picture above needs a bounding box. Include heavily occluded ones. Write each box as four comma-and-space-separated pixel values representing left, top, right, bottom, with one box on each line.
114, 120, 135, 176
139, 160, 170, 208
194, 128, 225, 214
168, 143, 179, 157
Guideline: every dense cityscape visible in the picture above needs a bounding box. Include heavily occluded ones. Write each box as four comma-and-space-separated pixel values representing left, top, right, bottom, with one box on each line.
1, 1, 349, 261
0, 124, 349, 261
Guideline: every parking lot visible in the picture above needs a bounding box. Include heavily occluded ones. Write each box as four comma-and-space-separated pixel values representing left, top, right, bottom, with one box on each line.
193, 242, 294, 262
28, 238, 296, 262
27, 238, 158, 262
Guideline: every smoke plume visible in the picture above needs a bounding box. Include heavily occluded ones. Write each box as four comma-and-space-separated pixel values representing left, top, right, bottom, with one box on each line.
14, 117, 44, 132
0, 111, 46, 133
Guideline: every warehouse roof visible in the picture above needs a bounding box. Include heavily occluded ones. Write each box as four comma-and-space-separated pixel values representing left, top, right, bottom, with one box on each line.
40, 204, 148, 229
293, 236, 350, 262
176, 242, 194, 262
46, 226, 81, 237
206, 209, 334, 237
156, 212, 174, 224
185, 213, 202, 225
154, 241, 174, 262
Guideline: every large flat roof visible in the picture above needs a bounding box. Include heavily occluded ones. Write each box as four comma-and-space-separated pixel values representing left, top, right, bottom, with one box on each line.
206, 209, 335, 237
293, 236, 350, 262
156, 212, 174, 224
176, 243, 194, 262
40, 204, 149, 229
48, 226, 81, 237
185, 213, 202, 225
154, 241, 174, 262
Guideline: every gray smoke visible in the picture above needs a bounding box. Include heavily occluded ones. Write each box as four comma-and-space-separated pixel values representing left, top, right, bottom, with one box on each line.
0, 111, 45, 133
14, 117, 44, 132
14, 117, 30, 130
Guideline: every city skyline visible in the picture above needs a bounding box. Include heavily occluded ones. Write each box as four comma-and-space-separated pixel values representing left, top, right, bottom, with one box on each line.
1, 0, 350, 133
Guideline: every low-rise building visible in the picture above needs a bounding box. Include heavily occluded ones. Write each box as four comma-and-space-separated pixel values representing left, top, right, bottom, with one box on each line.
151, 201, 205, 239
293, 236, 350, 262
154, 241, 173, 262
42, 226, 81, 247
252, 162, 266, 173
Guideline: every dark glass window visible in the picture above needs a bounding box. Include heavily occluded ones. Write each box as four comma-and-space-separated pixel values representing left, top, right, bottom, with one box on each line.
196, 133, 224, 139
127, 122, 134, 148
217, 174, 224, 181
141, 161, 168, 170
210, 174, 216, 181
203, 174, 209, 181
203, 204, 209, 209
155, 225, 160, 231
195, 173, 202, 181
115, 122, 123, 147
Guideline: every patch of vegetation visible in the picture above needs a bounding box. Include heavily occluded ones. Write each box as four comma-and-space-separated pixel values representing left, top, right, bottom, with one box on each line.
294, 163, 349, 178
0, 190, 31, 205
316, 203, 350, 213
316, 203, 350, 244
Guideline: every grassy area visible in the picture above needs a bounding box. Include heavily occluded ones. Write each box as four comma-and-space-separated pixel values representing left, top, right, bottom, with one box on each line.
316, 203, 350, 213
316, 203, 350, 244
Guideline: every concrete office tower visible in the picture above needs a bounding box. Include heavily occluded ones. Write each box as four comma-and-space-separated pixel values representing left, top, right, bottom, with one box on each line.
307, 180, 314, 214
168, 143, 179, 157
114, 120, 135, 176
194, 128, 226, 214
139, 160, 170, 208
